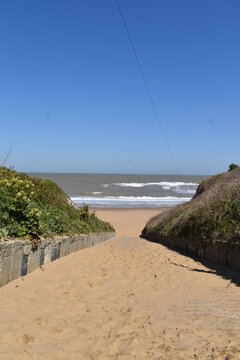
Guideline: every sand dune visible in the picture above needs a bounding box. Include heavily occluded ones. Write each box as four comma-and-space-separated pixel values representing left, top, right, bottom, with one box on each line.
0, 209, 240, 359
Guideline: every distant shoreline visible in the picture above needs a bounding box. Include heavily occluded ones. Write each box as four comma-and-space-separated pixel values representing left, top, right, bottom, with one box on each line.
90, 207, 170, 212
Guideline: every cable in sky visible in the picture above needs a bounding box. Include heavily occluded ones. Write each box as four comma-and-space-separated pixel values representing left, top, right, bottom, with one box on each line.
115, 0, 179, 175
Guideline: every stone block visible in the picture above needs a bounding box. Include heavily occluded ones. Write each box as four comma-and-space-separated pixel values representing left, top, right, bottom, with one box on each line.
228, 244, 240, 273
93, 236, 99, 246
21, 254, 28, 276
0, 243, 12, 264
75, 240, 81, 251
39, 240, 49, 249
0, 248, 5, 264
0, 256, 12, 287
60, 239, 70, 257
51, 243, 61, 262
44, 245, 52, 264
28, 250, 40, 273
188, 242, 198, 256
217, 242, 227, 266
24, 244, 32, 256
70, 238, 78, 253
4, 244, 13, 257
205, 245, 218, 263
80, 236, 87, 249
197, 248, 204, 258
69, 237, 75, 253
87, 235, 92, 248
39, 248, 45, 266
10, 250, 23, 281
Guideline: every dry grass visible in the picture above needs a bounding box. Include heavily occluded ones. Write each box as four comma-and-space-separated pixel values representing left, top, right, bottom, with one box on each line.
142, 168, 240, 244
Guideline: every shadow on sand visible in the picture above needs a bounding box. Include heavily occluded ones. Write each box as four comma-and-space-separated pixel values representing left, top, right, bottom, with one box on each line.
142, 236, 240, 288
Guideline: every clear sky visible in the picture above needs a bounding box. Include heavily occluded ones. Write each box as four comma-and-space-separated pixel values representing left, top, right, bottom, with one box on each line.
0, 0, 239, 175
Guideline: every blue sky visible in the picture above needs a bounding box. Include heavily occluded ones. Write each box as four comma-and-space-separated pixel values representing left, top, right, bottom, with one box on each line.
0, 0, 239, 175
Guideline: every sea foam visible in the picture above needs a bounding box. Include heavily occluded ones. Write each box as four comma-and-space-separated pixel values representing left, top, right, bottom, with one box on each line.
71, 196, 191, 208
113, 181, 198, 188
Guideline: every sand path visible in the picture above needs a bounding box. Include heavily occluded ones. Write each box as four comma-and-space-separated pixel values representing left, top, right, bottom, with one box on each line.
0, 209, 240, 359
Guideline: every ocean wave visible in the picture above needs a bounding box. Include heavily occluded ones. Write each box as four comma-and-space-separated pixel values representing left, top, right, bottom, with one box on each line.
71, 196, 191, 208
113, 181, 198, 188
113, 182, 146, 188
173, 188, 196, 195
92, 191, 102, 194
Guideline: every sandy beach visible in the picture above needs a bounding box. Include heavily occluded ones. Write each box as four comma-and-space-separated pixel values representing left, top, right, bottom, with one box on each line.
0, 208, 240, 359
94, 208, 163, 237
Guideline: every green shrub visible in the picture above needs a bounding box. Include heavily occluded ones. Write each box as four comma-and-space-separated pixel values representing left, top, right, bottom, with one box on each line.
228, 163, 239, 171
0, 169, 40, 239
0, 167, 114, 240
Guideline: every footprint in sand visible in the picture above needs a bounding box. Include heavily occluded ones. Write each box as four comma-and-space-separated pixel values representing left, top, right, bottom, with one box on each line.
22, 334, 34, 344
120, 291, 135, 298
51, 327, 64, 335
36, 317, 48, 326
120, 306, 132, 315
101, 268, 107, 277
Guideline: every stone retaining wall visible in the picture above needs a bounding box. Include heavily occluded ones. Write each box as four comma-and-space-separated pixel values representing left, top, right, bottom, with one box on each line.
143, 234, 240, 273
0, 232, 115, 287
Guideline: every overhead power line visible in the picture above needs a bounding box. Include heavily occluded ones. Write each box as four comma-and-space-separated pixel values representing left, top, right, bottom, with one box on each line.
115, 0, 179, 175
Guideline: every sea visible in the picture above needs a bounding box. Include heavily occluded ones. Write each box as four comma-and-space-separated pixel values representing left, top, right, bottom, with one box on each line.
30, 173, 208, 208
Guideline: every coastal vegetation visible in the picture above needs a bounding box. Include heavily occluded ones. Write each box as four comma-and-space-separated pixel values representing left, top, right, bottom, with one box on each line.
0, 167, 114, 240
142, 166, 240, 247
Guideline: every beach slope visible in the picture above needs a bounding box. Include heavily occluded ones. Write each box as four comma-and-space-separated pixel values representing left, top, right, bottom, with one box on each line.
0, 209, 239, 359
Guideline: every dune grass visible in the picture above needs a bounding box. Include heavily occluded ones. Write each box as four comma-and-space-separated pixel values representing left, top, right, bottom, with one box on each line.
142, 167, 240, 244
